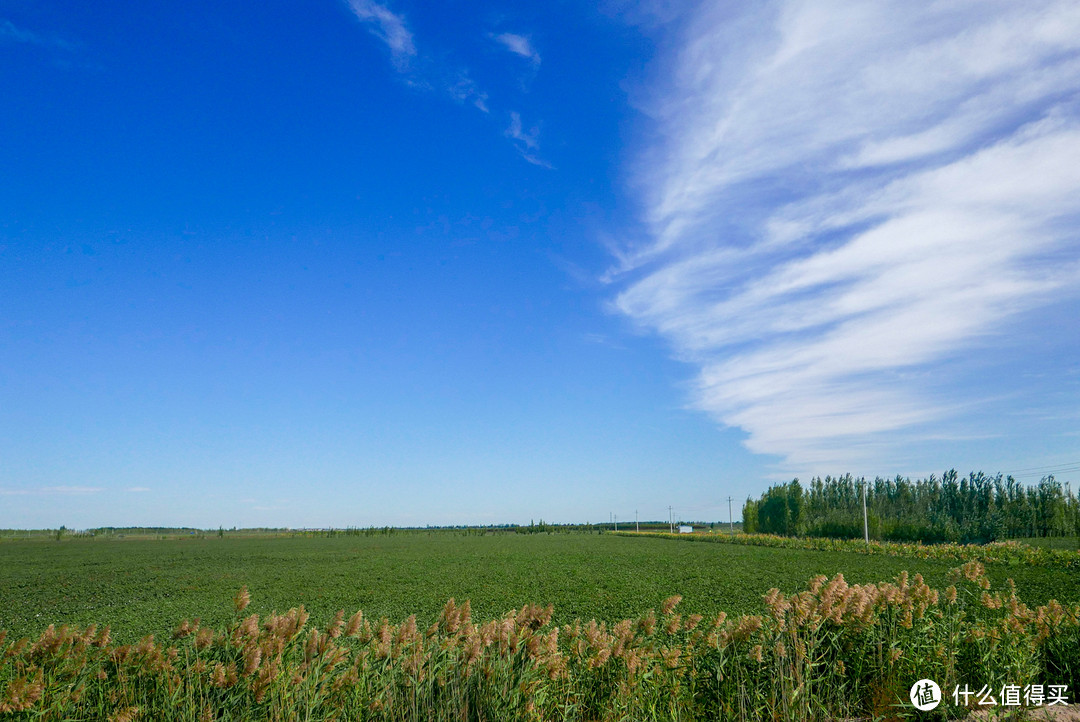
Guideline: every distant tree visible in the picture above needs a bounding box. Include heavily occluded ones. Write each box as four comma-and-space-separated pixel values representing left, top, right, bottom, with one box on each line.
745, 470, 1074, 544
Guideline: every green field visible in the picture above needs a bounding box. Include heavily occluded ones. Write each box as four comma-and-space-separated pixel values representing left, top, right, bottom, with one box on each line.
3, 531, 1079, 644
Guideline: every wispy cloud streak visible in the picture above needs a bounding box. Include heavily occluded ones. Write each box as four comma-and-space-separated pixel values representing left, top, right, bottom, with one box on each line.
344, 1, 490, 113
0, 18, 75, 51
506, 111, 538, 150
505, 111, 551, 167
344, 4, 553, 160
612, 0, 1080, 468
492, 32, 541, 65
347, 0, 416, 70
0, 486, 103, 495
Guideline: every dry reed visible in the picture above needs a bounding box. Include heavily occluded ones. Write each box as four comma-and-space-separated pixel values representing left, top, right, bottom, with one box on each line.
1, 560, 1077, 720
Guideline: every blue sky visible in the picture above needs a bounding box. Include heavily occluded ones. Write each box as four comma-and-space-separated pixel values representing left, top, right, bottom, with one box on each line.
2, 0, 1078, 529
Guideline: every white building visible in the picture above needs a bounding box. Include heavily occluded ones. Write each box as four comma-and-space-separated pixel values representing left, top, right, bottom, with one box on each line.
678, 525, 693, 534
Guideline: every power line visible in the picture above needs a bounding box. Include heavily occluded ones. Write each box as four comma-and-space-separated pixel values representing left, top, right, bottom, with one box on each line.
1001, 461, 1080, 474
1008, 467, 1080, 480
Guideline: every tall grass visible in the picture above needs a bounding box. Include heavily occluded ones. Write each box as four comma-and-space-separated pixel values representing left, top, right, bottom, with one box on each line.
1, 561, 1076, 720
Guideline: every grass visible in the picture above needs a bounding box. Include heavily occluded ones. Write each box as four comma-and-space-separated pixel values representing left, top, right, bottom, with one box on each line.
2, 531, 1079, 645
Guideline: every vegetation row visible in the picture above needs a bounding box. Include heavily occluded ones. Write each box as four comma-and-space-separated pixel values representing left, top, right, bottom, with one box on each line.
742, 471, 1080, 544
619, 530, 1080, 570
2, 561, 1077, 721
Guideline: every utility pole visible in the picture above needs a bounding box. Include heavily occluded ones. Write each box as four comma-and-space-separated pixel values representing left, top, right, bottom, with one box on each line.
668, 506, 673, 534
614, 514, 618, 532
862, 479, 869, 544
635, 509, 639, 533
728, 496, 734, 536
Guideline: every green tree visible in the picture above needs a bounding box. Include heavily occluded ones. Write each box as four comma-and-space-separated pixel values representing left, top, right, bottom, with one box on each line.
742, 498, 758, 534
787, 479, 804, 535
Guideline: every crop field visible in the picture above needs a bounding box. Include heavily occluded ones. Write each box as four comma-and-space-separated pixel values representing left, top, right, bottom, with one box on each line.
3, 532, 1080, 719
2, 531, 1078, 644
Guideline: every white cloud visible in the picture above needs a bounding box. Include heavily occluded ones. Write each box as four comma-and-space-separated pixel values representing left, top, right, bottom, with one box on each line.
505, 111, 551, 167
506, 111, 539, 149
347, 0, 416, 70
446, 71, 490, 113
492, 32, 541, 65
343, 5, 549, 165
344, 3, 491, 111
127, 487, 151, 493
611, 0, 1080, 470
0, 486, 103, 495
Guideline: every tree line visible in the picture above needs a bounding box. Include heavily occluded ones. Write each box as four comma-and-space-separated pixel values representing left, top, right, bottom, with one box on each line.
742, 471, 1080, 544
